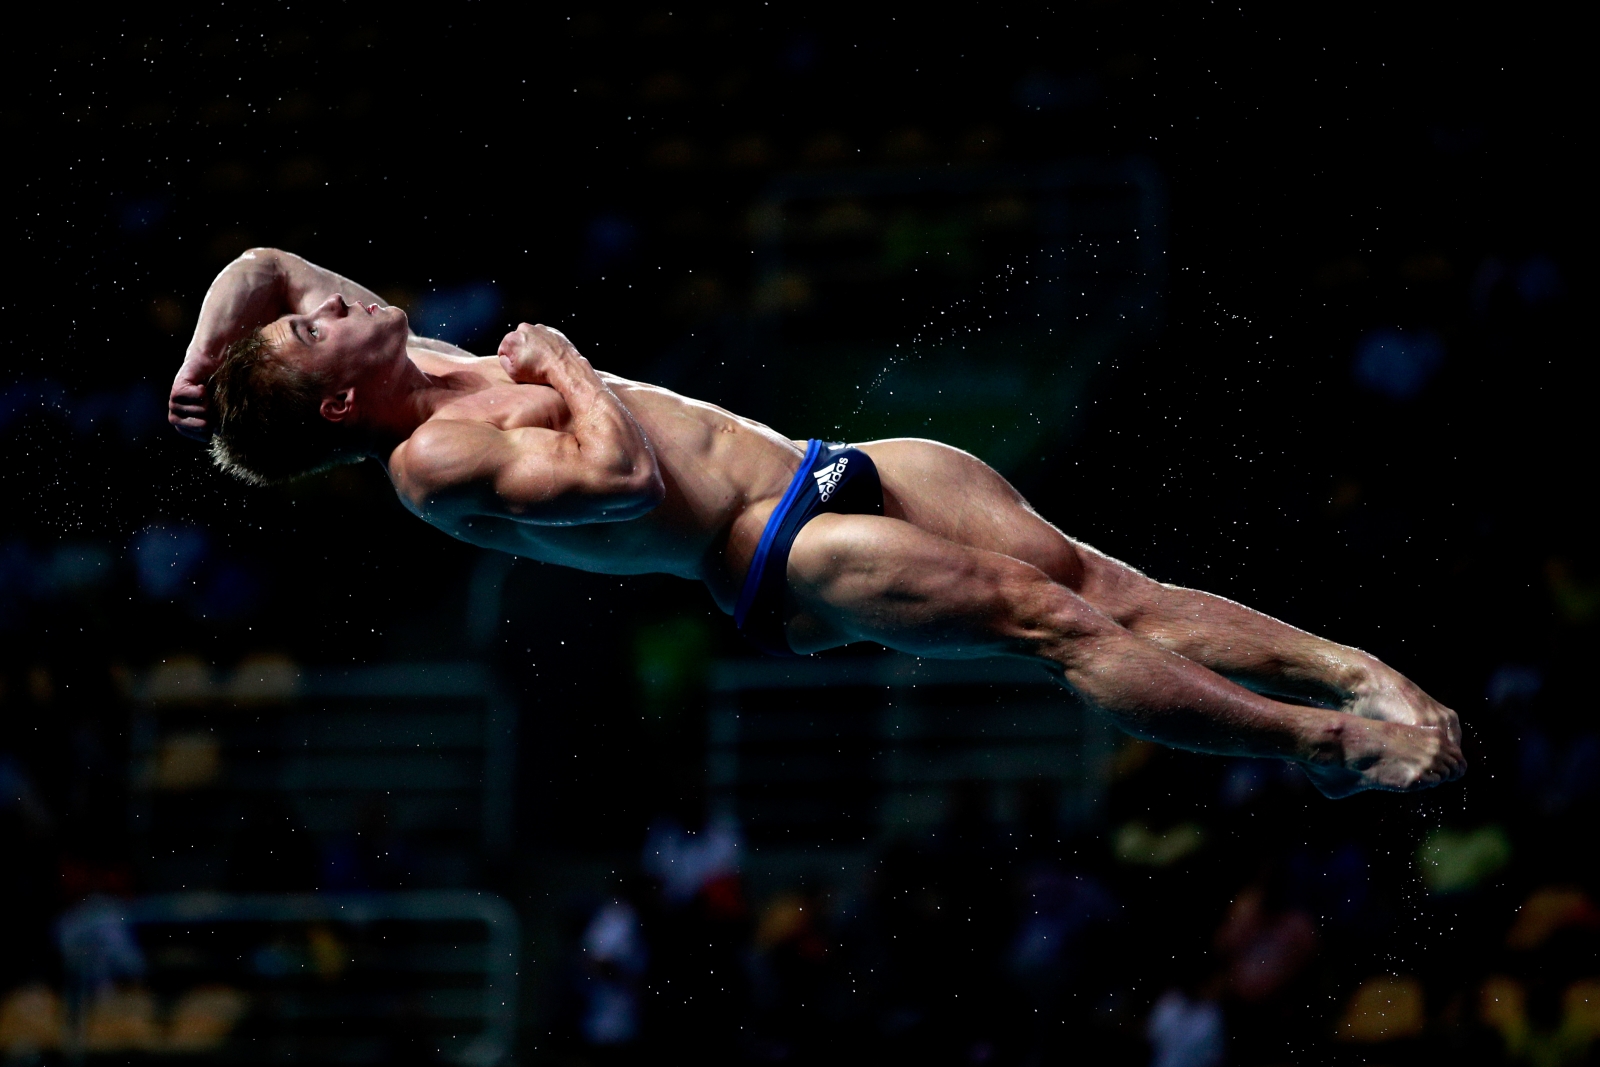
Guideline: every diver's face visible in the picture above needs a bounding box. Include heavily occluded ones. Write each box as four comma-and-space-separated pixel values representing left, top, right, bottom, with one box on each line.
263, 294, 410, 384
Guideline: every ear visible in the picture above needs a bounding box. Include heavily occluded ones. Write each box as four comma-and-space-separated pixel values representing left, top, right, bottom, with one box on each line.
320, 388, 355, 424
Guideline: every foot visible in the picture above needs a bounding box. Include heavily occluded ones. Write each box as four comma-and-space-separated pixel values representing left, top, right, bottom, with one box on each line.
1342, 666, 1462, 746
1301, 714, 1467, 799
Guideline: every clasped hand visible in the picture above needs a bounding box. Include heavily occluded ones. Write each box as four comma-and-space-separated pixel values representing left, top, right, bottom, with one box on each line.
497, 323, 587, 386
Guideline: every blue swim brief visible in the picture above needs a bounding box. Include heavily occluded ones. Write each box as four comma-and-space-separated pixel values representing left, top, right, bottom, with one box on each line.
734, 439, 884, 657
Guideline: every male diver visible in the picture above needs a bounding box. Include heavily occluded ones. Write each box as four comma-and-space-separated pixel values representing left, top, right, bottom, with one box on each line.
168, 249, 1465, 798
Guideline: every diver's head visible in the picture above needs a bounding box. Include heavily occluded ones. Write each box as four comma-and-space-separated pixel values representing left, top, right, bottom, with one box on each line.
262, 293, 411, 393
209, 295, 411, 485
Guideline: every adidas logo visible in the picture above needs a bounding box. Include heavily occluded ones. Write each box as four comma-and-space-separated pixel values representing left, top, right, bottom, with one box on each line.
812, 456, 849, 502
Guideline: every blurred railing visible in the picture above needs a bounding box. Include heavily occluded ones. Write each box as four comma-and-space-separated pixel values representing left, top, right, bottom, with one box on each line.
707, 654, 1114, 888
56, 890, 519, 1065
127, 660, 516, 892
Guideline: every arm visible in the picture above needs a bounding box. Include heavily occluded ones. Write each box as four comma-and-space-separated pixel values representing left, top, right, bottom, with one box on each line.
392, 324, 664, 525
169, 249, 397, 439
491, 324, 665, 519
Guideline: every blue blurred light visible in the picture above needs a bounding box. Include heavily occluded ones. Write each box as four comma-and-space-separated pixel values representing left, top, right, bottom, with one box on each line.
70, 383, 165, 440
251, 944, 296, 977
1486, 663, 1543, 706
410, 282, 503, 347
0, 380, 68, 433
130, 524, 211, 599
118, 196, 170, 234
1352, 327, 1444, 400
584, 213, 638, 274
1515, 255, 1563, 305
57, 901, 147, 989
194, 559, 261, 621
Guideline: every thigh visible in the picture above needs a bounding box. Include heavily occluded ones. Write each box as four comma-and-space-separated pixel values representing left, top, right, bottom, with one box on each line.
781, 510, 1064, 659
855, 438, 1085, 588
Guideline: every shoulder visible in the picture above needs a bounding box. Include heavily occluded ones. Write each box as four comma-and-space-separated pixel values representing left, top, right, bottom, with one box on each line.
388, 419, 507, 509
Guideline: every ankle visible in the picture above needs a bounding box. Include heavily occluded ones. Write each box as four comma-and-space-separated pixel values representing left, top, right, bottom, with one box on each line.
1298, 710, 1350, 769
1339, 653, 1389, 702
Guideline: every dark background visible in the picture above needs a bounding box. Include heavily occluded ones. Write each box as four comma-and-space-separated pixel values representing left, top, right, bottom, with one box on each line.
1, 4, 1592, 1065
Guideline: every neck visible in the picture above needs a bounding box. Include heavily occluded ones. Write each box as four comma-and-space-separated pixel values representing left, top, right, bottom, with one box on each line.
352, 353, 448, 458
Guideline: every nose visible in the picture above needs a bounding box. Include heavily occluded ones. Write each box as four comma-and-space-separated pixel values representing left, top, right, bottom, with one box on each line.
323, 293, 349, 316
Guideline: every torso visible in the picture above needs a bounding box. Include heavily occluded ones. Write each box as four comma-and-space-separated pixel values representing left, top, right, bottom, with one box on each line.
388, 347, 806, 612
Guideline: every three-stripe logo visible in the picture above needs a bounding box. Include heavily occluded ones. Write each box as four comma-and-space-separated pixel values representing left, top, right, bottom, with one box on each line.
813, 456, 849, 502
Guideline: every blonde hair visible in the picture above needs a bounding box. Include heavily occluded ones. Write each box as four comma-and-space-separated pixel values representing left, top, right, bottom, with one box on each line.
208, 330, 360, 485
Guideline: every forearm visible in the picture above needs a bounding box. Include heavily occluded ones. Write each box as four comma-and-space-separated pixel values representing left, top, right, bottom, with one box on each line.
189, 248, 388, 353
186, 250, 290, 362
542, 360, 661, 497
273, 249, 386, 317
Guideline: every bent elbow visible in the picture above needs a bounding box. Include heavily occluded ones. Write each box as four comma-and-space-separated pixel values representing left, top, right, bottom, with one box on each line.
612, 467, 665, 519
242, 247, 285, 265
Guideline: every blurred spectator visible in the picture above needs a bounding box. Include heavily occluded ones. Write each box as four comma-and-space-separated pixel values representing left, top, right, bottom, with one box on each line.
1214, 867, 1320, 1065
642, 809, 742, 906
1505, 886, 1600, 951
1480, 974, 1600, 1066
1214, 878, 1318, 1004
54, 896, 164, 1054
1418, 824, 1513, 895
579, 896, 648, 1047
749, 886, 831, 1060
1517, 727, 1600, 816
1008, 864, 1117, 983
1147, 986, 1225, 1067
639, 809, 750, 1062
1335, 973, 1426, 1043
0, 984, 64, 1058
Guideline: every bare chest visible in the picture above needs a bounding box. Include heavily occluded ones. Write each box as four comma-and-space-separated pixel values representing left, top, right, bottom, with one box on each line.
429, 381, 571, 433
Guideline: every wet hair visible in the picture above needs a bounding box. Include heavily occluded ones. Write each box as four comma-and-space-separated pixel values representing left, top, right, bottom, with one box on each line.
208, 329, 360, 485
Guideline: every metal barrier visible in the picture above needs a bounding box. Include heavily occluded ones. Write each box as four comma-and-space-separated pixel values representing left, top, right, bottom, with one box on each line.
57, 890, 519, 1065
129, 660, 517, 892
707, 654, 1113, 888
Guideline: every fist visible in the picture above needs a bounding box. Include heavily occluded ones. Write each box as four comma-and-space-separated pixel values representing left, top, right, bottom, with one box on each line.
497, 323, 584, 385
169, 359, 214, 441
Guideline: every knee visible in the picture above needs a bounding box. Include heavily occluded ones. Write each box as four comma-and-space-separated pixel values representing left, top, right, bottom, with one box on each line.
1015, 534, 1086, 589
985, 557, 1116, 647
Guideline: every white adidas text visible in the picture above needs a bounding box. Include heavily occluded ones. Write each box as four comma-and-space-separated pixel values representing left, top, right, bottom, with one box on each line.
813, 456, 849, 502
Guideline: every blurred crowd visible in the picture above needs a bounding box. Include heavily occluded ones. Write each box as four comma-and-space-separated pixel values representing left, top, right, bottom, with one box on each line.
551, 671, 1600, 1066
